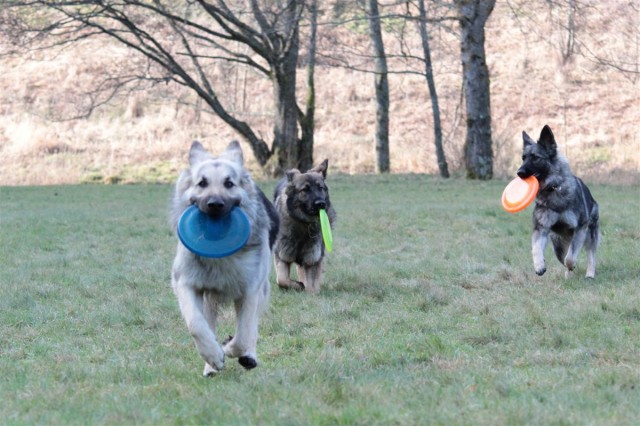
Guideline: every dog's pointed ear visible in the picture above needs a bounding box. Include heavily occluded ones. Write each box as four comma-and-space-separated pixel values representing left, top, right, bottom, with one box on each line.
522, 131, 535, 148
221, 140, 244, 166
189, 141, 211, 166
286, 169, 301, 183
538, 125, 557, 157
310, 159, 328, 179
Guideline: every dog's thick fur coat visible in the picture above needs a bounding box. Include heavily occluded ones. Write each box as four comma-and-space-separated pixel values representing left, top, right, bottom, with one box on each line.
517, 125, 600, 278
170, 141, 278, 376
273, 160, 336, 293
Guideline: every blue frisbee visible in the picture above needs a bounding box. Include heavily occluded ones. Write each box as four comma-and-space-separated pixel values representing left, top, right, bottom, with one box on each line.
177, 205, 251, 258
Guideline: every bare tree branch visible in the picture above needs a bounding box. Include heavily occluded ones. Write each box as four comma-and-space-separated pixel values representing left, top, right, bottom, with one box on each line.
1, 0, 315, 171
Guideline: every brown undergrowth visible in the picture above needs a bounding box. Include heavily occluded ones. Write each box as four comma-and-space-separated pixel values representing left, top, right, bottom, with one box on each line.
0, 1, 638, 185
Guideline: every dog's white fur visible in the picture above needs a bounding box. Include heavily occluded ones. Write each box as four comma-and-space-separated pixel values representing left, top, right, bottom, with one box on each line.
170, 141, 273, 376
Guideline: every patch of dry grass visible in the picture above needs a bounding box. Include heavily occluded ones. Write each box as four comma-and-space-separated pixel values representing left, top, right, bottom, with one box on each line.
0, 1, 638, 185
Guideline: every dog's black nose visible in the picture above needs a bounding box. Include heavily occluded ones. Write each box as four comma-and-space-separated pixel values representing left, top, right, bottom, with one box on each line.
207, 198, 225, 211
314, 200, 327, 210
517, 168, 527, 179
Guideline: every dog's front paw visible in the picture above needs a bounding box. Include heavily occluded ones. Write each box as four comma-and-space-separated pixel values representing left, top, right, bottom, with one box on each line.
223, 339, 259, 370
291, 280, 305, 291
238, 356, 258, 370
203, 344, 225, 372
203, 363, 220, 377
278, 280, 305, 291
534, 258, 546, 276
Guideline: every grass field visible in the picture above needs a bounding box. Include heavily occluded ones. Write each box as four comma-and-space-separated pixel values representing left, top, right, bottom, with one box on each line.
1, 175, 639, 425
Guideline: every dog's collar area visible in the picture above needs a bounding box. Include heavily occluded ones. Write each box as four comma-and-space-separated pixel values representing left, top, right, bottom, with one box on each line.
542, 185, 561, 192
307, 223, 320, 238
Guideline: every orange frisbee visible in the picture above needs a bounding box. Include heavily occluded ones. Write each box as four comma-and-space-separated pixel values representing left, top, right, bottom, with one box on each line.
501, 176, 539, 213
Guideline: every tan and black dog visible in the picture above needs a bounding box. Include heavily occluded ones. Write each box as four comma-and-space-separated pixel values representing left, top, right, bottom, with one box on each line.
273, 160, 336, 293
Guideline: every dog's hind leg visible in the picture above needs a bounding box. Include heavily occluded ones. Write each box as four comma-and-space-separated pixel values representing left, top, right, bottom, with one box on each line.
584, 223, 600, 279
550, 233, 574, 278
551, 233, 570, 265
274, 256, 304, 291
564, 227, 588, 274
297, 259, 325, 294
173, 284, 225, 374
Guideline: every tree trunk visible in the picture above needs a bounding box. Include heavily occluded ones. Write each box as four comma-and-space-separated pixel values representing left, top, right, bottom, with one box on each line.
3, 1, 310, 176
457, 0, 495, 180
417, 0, 450, 178
271, 24, 301, 175
366, 0, 390, 174
298, 0, 317, 173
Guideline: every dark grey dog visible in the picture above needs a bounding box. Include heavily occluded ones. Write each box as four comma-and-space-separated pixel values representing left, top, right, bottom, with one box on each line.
273, 160, 336, 293
517, 125, 600, 278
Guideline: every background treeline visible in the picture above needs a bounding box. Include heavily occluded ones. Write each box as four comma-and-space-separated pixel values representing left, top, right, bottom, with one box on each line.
0, 0, 638, 185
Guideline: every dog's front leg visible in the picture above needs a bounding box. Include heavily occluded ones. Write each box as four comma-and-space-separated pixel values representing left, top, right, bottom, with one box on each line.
224, 291, 261, 370
173, 284, 225, 374
297, 259, 324, 294
532, 227, 550, 276
274, 255, 304, 291
202, 292, 221, 376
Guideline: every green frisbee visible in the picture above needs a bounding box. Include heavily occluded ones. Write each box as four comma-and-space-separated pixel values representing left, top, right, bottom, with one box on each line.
319, 209, 333, 253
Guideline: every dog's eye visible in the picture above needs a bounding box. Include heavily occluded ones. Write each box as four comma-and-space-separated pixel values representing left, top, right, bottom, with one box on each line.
197, 178, 208, 188
302, 185, 311, 192
224, 178, 235, 189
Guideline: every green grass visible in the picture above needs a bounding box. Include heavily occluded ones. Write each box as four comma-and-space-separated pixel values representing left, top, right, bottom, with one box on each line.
1, 175, 639, 425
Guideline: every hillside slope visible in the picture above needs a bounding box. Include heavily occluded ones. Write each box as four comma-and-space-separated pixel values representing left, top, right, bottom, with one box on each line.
0, 1, 638, 185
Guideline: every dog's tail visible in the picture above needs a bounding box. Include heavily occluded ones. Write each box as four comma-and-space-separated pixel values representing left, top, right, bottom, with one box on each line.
258, 188, 279, 248
577, 177, 600, 248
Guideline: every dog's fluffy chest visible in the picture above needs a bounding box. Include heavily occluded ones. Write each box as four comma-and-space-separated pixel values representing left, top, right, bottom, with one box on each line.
276, 216, 323, 265
173, 244, 266, 295
534, 197, 580, 232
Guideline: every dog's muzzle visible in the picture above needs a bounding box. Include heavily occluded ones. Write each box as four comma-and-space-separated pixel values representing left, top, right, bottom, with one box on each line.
517, 167, 531, 179
196, 196, 240, 218
314, 199, 327, 210
207, 197, 226, 216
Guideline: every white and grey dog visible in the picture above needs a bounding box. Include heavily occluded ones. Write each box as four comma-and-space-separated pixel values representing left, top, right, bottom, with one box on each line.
170, 141, 278, 376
